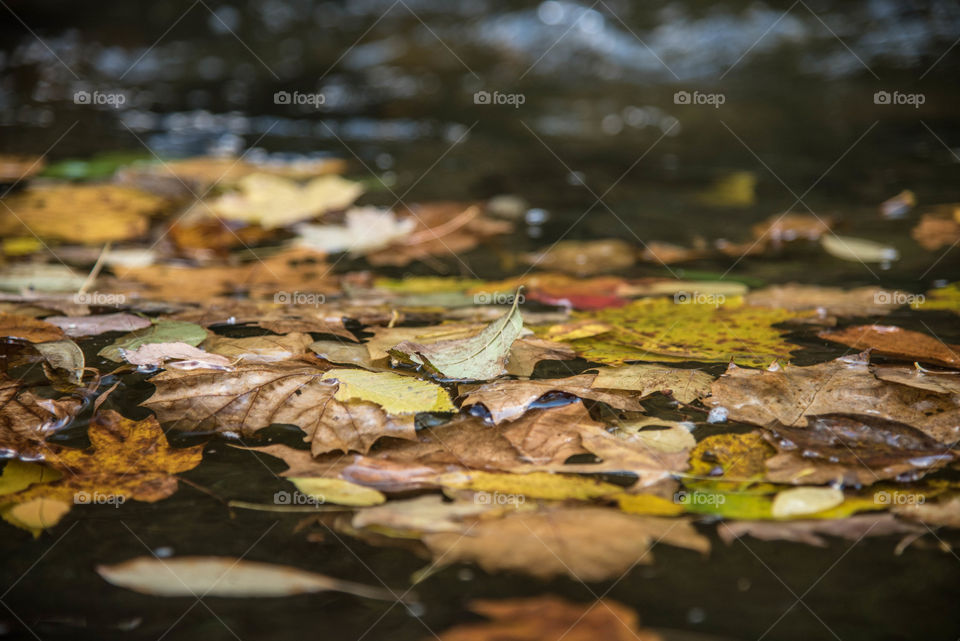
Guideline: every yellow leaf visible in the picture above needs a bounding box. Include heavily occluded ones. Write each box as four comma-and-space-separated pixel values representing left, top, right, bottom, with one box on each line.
436, 471, 623, 501
615, 493, 685, 516
322, 369, 455, 414
0, 461, 61, 496
1, 497, 71, 536
211, 173, 363, 228
290, 477, 386, 507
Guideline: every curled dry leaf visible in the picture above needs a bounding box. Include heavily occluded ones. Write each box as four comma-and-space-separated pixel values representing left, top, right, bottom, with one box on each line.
0, 313, 65, 342
0, 374, 82, 458
123, 342, 232, 369
434, 596, 663, 641
97, 556, 394, 600
45, 312, 152, 337
34, 339, 85, 383
819, 324, 960, 369
390, 296, 523, 380
461, 374, 645, 424
706, 352, 960, 444
421, 506, 708, 581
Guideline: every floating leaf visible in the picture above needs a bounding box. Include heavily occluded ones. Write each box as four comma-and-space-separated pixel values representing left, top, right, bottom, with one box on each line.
211, 173, 364, 228
771, 487, 844, 518
34, 339, 85, 383
290, 477, 386, 507
45, 312, 151, 337
821, 234, 898, 263
203, 332, 314, 363
819, 324, 960, 369
589, 363, 713, 404
99, 320, 208, 362
0, 313, 65, 342
321, 369, 454, 414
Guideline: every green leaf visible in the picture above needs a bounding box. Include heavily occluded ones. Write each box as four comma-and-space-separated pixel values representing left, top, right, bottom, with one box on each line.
99, 320, 208, 362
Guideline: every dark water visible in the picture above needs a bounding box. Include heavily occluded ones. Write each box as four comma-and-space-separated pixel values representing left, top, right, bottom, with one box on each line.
2, 1, 960, 639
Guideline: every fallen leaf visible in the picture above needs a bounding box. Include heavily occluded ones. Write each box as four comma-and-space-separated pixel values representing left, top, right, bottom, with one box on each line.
210, 173, 363, 228
390, 296, 524, 380
433, 596, 663, 641
687, 431, 775, 492
821, 235, 898, 263
0, 374, 82, 458
0, 313, 65, 342
912, 212, 960, 250
290, 477, 386, 507
461, 374, 645, 424
718, 513, 924, 546
614, 418, 696, 454
45, 312, 152, 337
0, 264, 87, 293
123, 342, 232, 369
745, 284, 910, 316
0, 154, 45, 182
437, 470, 623, 502
552, 297, 806, 367
819, 325, 960, 368
771, 487, 845, 518
523, 240, 635, 276
894, 494, 960, 528
97, 556, 394, 600
763, 414, 954, 485
1, 497, 71, 536
422, 507, 708, 581
0, 184, 166, 243
470, 274, 629, 310
295, 206, 416, 254
99, 320, 209, 362
638, 241, 708, 265
321, 368, 455, 414
880, 190, 915, 219
308, 340, 373, 367
589, 363, 714, 404
34, 339, 85, 383
203, 332, 314, 363
698, 171, 756, 207
706, 352, 960, 444
751, 212, 833, 247
503, 337, 575, 376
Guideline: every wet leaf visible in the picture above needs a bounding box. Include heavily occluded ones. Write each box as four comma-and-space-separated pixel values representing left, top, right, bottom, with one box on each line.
421, 506, 708, 581
0, 313, 65, 342
751, 212, 833, 246
503, 337, 575, 376
308, 340, 373, 367
552, 297, 806, 367
123, 342, 232, 369
290, 477, 386, 507
745, 284, 910, 316
321, 368, 455, 414
912, 213, 960, 250
295, 206, 416, 254
45, 312, 151, 337
819, 324, 960, 368
434, 596, 663, 641
97, 556, 394, 600
718, 513, 925, 546
589, 363, 714, 404
203, 332, 314, 363
461, 374, 645, 424
352, 494, 494, 534
706, 352, 960, 443
389, 295, 523, 380
437, 470, 623, 502
0, 263, 87, 293
34, 339, 85, 383
99, 320, 209, 362
1, 497, 71, 536
771, 487, 844, 518
687, 431, 775, 492
0, 374, 82, 458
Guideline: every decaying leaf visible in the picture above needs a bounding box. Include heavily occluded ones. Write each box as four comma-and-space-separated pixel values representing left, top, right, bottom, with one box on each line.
321, 368, 455, 414
123, 342, 232, 369
390, 296, 524, 380
433, 596, 663, 641
706, 352, 960, 444
34, 339, 85, 383
290, 477, 386, 507
745, 284, 910, 316
0, 374, 82, 458
97, 556, 394, 600
203, 332, 314, 363
819, 325, 960, 368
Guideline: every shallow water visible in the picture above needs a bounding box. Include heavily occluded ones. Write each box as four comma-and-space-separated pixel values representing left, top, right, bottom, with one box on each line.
2, 2, 960, 639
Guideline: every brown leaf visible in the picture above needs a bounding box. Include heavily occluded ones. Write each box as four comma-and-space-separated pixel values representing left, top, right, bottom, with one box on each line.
819, 325, 960, 368
303, 399, 417, 456
433, 596, 663, 641
496, 403, 594, 465
706, 352, 960, 444
589, 363, 714, 404
169, 300, 356, 340
422, 507, 708, 581
912, 212, 960, 250
523, 239, 635, 276
203, 332, 314, 363
0, 313, 65, 342
745, 284, 910, 316
0, 374, 81, 458
763, 414, 955, 485
751, 212, 833, 247
504, 337, 576, 376
718, 513, 924, 547
461, 374, 645, 424
44, 312, 152, 338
